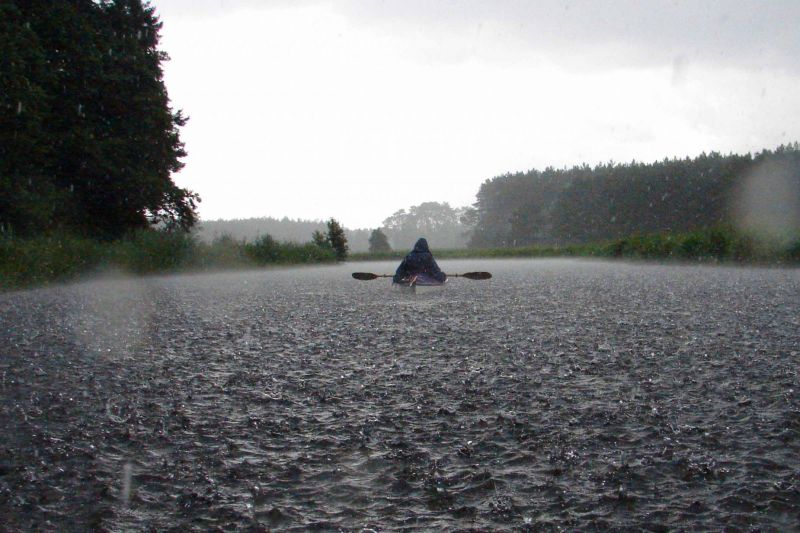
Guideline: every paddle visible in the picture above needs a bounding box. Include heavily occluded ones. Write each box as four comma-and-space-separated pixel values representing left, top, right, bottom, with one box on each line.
450, 271, 492, 280
351, 272, 392, 280
352, 271, 491, 281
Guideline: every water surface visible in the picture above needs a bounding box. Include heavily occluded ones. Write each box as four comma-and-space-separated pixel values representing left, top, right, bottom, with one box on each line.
1, 259, 799, 531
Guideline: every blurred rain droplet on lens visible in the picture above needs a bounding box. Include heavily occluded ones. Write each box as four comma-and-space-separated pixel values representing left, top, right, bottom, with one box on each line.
733, 157, 800, 248
122, 462, 133, 507
671, 55, 688, 87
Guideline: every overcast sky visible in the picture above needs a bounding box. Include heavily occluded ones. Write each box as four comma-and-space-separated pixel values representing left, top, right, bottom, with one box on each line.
151, 0, 800, 229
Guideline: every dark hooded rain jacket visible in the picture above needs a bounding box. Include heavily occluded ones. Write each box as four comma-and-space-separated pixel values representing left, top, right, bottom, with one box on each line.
392, 238, 447, 284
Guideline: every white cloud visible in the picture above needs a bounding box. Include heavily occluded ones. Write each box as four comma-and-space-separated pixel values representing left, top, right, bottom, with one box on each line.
153, 0, 800, 228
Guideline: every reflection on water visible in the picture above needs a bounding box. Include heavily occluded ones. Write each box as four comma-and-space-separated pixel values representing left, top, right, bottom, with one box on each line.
1, 259, 799, 530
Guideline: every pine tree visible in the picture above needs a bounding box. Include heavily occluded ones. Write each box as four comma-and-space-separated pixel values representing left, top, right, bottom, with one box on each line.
326, 218, 348, 261
368, 228, 391, 253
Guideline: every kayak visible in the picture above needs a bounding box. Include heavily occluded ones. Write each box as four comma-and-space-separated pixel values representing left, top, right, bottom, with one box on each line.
352, 271, 490, 286
393, 273, 447, 289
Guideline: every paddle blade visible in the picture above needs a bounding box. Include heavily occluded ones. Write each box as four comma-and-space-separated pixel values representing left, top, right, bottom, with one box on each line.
352, 272, 379, 280
460, 271, 492, 280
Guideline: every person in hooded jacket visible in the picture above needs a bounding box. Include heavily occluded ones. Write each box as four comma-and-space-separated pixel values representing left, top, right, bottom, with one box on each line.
393, 238, 447, 284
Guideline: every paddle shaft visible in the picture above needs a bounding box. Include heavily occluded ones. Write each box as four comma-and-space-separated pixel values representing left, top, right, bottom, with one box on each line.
352, 271, 491, 281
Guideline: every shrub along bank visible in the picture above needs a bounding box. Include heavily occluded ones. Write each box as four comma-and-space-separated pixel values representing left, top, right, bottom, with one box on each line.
0, 231, 336, 290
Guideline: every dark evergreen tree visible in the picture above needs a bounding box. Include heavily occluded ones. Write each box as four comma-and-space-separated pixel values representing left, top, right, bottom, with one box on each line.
326, 218, 348, 261
0, 0, 198, 239
368, 228, 391, 253
0, 2, 57, 236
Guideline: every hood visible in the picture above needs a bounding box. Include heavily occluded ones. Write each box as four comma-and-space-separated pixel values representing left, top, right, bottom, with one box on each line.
412, 238, 430, 253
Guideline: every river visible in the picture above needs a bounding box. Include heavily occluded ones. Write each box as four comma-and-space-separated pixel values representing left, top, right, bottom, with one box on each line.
1, 259, 799, 531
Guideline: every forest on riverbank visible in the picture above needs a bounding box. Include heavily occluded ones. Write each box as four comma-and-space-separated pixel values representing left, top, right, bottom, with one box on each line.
465, 145, 800, 250
5, 136, 800, 288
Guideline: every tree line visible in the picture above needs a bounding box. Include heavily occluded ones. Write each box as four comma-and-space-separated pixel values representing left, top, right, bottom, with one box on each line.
196, 217, 373, 253
465, 145, 800, 248
197, 201, 471, 253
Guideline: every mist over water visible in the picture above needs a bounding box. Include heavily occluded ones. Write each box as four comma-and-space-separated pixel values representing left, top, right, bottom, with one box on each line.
1, 260, 799, 531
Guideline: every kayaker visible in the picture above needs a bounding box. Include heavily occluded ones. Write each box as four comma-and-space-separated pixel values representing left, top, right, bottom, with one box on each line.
393, 238, 447, 284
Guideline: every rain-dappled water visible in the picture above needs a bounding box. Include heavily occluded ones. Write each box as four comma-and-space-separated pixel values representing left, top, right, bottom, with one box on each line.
1, 259, 799, 531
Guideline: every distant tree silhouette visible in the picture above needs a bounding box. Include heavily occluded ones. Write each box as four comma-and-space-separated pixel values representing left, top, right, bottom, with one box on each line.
382, 202, 467, 249
368, 228, 391, 253
326, 218, 348, 261
309, 217, 348, 260
311, 230, 329, 249
195, 216, 372, 252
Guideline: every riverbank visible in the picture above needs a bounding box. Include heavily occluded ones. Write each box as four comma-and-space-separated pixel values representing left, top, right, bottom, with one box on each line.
0, 231, 336, 290
3, 227, 798, 290
353, 227, 800, 265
